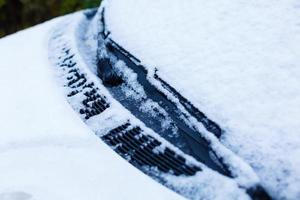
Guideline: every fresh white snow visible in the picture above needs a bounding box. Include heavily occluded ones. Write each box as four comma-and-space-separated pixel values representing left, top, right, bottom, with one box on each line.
2, 0, 300, 198
105, 0, 300, 199
0, 16, 185, 200
49, 12, 251, 200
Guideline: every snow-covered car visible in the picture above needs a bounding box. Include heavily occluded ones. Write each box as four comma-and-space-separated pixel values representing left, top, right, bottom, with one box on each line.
1, 0, 300, 199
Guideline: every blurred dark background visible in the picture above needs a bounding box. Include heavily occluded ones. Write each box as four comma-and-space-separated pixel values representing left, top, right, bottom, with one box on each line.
0, 0, 100, 38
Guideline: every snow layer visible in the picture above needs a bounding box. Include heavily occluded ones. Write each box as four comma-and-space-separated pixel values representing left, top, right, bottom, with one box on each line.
105, 0, 300, 199
49, 12, 251, 199
0, 16, 184, 200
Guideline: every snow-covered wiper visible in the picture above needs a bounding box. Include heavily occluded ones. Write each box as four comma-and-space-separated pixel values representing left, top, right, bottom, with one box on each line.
49, 7, 271, 200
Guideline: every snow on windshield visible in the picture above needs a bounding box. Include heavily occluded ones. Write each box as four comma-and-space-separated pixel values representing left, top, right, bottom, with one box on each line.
104, 0, 300, 199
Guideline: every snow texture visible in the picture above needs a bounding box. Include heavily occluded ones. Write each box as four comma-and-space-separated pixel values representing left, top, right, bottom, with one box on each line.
0, 15, 184, 200
48, 12, 251, 200
104, 0, 300, 199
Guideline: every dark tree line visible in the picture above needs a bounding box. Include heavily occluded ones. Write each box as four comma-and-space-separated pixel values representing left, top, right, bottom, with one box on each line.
0, 0, 100, 37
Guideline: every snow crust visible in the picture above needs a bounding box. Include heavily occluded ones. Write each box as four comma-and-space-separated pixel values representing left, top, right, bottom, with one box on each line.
0, 16, 184, 200
105, 0, 300, 199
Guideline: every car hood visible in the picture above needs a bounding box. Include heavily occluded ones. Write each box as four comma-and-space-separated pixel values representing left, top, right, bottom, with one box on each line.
0, 15, 184, 200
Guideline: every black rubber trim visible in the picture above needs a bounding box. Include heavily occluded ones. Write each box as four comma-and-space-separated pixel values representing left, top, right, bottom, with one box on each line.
102, 123, 201, 176
58, 44, 110, 120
